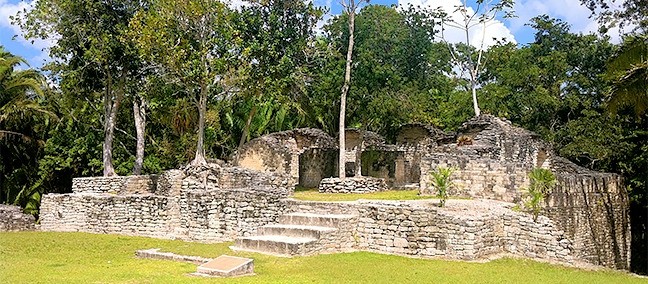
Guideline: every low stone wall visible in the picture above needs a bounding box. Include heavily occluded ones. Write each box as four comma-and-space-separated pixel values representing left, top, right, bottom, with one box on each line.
354, 200, 572, 264
40, 193, 178, 239
0, 205, 36, 231
183, 164, 293, 196
420, 153, 529, 203
40, 165, 291, 242
178, 188, 288, 242
318, 177, 388, 193
72, 175, 158, 194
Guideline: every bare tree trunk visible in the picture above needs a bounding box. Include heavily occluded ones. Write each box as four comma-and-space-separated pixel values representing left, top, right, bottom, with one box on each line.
238, 105, 257, 150
471, 79, 481, 117
132, 96, 147, 175
191, 83, 208, 166
103, 71, 120, 177
339, 8, 357, 180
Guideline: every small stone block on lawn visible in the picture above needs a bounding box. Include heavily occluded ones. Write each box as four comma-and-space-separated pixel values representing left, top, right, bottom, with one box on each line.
196, 255, 254, 277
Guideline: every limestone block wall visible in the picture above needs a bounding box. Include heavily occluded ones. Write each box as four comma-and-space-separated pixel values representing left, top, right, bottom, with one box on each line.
0, 204, 36, 231
40, 167, 291, 243
40, 193, 178, 239
182, 164, 293, 195
545, 173, 630, 269
420, 153, 529, 203
318, 177, 388, 194
354, 200, 573, 264
299, 148, 337, 188
177, 187, 289, 242
72, 175, 158, 194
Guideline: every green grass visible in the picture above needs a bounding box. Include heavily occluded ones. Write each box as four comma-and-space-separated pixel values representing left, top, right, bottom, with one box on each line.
0, 232, 645, 283
292, 189, 437, 202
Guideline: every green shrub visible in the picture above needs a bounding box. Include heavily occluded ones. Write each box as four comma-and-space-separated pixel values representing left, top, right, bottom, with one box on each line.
429, 167, 455, 207
522, 168, 557, 221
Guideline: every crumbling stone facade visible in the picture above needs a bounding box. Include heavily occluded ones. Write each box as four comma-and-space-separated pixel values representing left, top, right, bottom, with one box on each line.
232, 128, 337, 187
417, 115, 630, 269
0, 204, 36, 231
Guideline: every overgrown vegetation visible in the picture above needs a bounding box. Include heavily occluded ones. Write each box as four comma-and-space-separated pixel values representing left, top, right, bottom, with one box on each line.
1, 0, 647, 274
1, 232, 645, 284
522, 168, 557, 221
429, 167, 455, 207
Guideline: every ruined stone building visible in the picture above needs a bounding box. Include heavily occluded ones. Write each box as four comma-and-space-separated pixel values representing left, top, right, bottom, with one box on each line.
38, 115, 630, 270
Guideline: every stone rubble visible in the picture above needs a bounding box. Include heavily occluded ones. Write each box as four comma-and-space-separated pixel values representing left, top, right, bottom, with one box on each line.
318, 177, 388, 194
0, 204, 36, 231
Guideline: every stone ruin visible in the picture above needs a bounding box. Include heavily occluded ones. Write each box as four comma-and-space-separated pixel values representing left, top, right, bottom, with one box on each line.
0, 204, 36, 231
36, 115, 630, 270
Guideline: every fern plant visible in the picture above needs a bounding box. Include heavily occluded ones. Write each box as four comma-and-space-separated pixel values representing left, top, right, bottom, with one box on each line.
522, 168, 557, 221
429, 167, 455, 207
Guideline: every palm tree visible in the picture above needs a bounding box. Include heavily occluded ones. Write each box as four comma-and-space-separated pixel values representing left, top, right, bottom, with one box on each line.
0, 46, 51, 139
606, 36, 648, 117
0, 46, 49, 214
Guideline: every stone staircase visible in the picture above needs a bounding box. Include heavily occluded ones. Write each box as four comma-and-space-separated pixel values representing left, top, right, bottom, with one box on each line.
231, 212, 357, 256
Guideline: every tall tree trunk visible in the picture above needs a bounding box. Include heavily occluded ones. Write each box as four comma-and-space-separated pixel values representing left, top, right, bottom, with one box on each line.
238, 105, 258, 150
132, 96, 146, 175
339, 8, 356, 180
103, 71, 120, 177
191, 83, 208, 166
471, 79, 481, 117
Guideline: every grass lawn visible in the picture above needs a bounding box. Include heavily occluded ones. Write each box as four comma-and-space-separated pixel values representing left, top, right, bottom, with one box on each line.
0, 232, 645, 284
292, 189, 438, 202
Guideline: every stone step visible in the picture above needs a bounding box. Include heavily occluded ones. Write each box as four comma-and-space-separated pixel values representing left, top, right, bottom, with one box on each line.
233, 235, 316, 256
278, 212, 356, 228
257, 224, 336, 239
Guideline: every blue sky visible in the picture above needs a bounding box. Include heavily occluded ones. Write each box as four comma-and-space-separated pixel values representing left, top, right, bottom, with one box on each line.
0, 0, 619, 69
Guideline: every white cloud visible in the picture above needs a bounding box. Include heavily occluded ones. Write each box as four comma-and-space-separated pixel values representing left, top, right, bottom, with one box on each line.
509, 0, 625, 43
398, 0, 517, 49
0, 0, 53, 67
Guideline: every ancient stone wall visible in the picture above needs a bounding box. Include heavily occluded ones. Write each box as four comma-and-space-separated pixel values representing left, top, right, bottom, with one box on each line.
354, 200, 573, 263
545, 169, 630, 269
72, 175, 158, 194
40, 193, 178, 239
40, 165, 292, 242
299, 148, 337, 188
233, 128, 337, 186
420, 153, 529, 202
415, 115, 631, 269
177, 188, 288, 242
0, 205, 36, 231
318, 177, 388, 194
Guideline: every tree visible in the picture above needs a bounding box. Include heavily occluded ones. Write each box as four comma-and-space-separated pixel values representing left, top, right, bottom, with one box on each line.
581, 0, 648, 34
316, 5, 455, 134
338, 0, 368, 179
0, 46, 49, 139
605, 36, 648, 117
433, 0, 515, 116
0, 46, 48, 213
232, 0, 322, 148
130, 0, 238, 166
15, 0, 146, 177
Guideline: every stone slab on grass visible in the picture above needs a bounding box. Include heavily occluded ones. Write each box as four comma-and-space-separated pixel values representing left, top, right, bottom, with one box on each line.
196, 255, 254, 277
